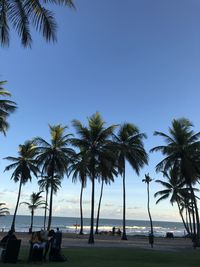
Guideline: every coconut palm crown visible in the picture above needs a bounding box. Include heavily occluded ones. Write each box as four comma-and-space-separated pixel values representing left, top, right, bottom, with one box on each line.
0, 81, 17, 135
0, 0, 75, 47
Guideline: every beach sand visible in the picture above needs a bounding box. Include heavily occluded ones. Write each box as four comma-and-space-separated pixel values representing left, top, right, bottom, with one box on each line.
0, 232, 194, 252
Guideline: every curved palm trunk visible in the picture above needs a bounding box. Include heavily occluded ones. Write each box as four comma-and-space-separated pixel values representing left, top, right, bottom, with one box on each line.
147, 182, 154, 247
177, 201, 190, 235
11, 178, 23, 231
188, 208, 193, 235
43, 189, 48, 230
88, 175, 95, 244
95, 180, 104, 234
189, 183, 200, 246
79, 182, 84, 235
121, 168, 127, 240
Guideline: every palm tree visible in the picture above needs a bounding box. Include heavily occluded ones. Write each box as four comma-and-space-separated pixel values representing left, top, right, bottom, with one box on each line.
95, 159, 117, 234
154, 168, 190, 234
4, 140, 38, 231
34, 124, 74, 230
38, 175, 62, 230
142, 173, 154, 247
113, 123, 148, 240
0, 0, 75, 47
0, 81, 17, 135
151, 118, 200, 246
68, 152, 88, 235
71, 112, 116, 244
20, 191, 46, 233
0, 203, 9, 216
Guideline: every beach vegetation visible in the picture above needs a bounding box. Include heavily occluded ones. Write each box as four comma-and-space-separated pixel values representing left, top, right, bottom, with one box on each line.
95, 163, 116, 235
142, 173, 154, 247
113, 123, 148, 240
71, 112, 116, 244
20, 191, 46, 233
151, 118, 200, 246
34, 124, 75, 230
0, 202, 9, 216
4, 140, 39, 231
68, 152, 88, 235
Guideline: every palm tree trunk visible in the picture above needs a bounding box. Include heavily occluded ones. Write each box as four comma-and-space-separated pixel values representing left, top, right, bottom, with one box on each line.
79, 182, 84, 235
147, 182, 154, 247
88, 174, 95, 244
121, 167, 127, 240
95, 180, 104, 234
43, 189, 48, 230
47, 167, 54, 231
189, 183, 200, 246
11, 178, 23, 231
177, 201, 190, 235
30, 210, 34, 232
188, 208, 193, 235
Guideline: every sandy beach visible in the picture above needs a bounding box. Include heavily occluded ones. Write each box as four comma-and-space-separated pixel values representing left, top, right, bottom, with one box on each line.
0, 232, 194, 252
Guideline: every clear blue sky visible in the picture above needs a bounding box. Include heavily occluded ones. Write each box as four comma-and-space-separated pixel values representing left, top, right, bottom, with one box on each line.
0, 0, 200, 222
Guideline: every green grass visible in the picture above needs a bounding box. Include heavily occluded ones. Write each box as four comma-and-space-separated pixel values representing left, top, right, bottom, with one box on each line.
2, 247, 200, 267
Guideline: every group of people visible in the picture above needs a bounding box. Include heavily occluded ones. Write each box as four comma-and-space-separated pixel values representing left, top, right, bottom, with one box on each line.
112, 227, 121, 236
0, 227, 66, 262
30, 227, 66, 262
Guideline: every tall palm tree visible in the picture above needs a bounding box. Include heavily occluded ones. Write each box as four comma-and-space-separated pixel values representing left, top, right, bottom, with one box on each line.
4, 140, 38, 231
151, 118, 200, 246
0, 81, 17, 135
34, 124, 74, 230
71, 112, 116, 244
142, 173, 154, 247
0, 0, 75, 47
0, 203, 9, 216
113, 123, 148, 240
20, 191, 46, 233
68, 152, 88, 235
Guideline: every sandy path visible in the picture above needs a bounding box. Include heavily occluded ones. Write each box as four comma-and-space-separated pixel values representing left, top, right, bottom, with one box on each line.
0, 232, 194, 252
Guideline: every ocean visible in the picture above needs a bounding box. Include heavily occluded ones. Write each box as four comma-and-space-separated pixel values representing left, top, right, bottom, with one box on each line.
0, 215, 185, 237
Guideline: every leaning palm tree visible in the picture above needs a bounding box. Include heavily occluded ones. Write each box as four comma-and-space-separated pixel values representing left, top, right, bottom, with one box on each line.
4, 140, 38, 231
71, 112, 116, 244
0, 81, 17, 135
0, 203, 9, 216
0, 0, 75, 47
113, 123, 148, 240
20, 191, 46, 233
34, 124, 74, 230
142, 173, 154, 247
154, 168, 191, 235
151, 118, 200, 246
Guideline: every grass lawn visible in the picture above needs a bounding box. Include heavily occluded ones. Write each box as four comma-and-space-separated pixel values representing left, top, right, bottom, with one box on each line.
1, 247, 200, 267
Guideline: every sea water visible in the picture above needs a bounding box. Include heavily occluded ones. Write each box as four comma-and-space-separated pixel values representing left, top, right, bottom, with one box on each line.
0, 215, 185, 237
